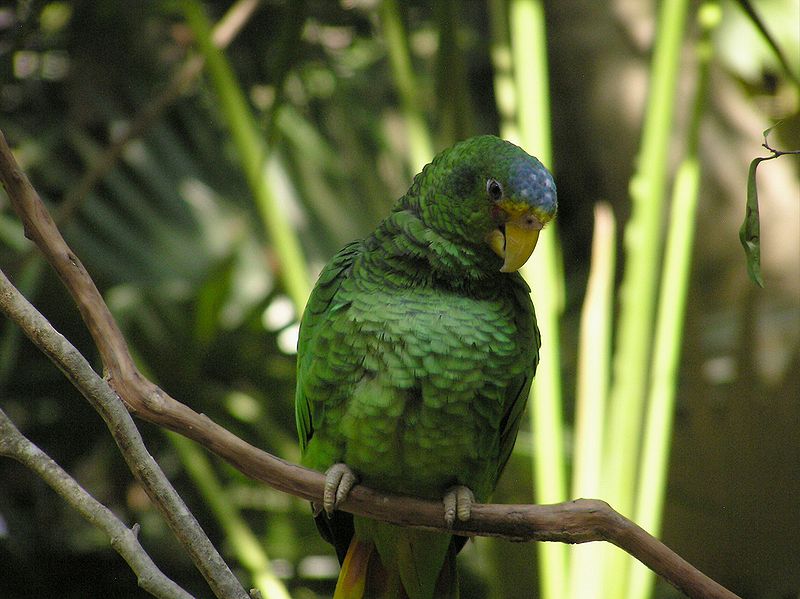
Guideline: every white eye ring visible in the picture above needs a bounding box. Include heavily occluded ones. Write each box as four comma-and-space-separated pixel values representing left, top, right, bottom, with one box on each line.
486, 178, 503, 201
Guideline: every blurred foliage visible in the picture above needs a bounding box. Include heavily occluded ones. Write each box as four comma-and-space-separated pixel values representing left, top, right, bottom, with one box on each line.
0, 1, 798, 598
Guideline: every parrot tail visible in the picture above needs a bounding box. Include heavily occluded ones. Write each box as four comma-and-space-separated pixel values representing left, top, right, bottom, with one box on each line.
332, 530, 459, 599
333, 536, 374, 599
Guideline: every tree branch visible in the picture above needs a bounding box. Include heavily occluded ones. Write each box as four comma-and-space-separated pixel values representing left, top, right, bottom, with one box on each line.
0, 407, 194, 599
0, 127, 740, 599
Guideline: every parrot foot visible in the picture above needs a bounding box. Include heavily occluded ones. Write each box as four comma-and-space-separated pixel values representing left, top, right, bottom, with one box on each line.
443, 485, 475, 527
322, 463, 358, 517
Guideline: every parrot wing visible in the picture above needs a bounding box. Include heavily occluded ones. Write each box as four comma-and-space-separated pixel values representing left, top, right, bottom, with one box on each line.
295, 240, 361, 564
496, 273, 540, 481
295, 240, 361, 453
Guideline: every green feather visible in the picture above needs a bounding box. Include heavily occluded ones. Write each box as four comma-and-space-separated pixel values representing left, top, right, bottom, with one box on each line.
295, 136, 556, 598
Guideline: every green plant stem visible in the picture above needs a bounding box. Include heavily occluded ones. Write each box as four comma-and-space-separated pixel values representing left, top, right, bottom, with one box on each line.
181, 0, 310, 311
628, 4, 719, 598
170, 433, 292, 599
630, 157, 701, 599
379, 0, 435, 172
602, 0, 689, 536
569, 202, 616, 599
508, 1, 568, 598
509, 0, 551, 167
602, 0, 691, 595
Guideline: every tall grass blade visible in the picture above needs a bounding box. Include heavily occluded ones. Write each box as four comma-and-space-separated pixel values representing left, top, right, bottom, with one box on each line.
507, 1, 568, 598
602, 0, 691, 595
569, 202, 616, 599
629, 5, 719, 597
180, 0, 311, 311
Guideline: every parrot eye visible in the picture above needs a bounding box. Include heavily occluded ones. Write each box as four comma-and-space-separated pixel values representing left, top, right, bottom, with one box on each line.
486, 178, 503, 202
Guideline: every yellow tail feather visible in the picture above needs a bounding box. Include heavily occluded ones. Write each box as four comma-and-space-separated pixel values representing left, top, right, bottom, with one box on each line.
333, 537, 374, 599
333, 527, 459, 599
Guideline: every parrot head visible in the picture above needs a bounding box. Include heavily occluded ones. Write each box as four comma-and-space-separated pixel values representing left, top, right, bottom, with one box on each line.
406, 135, 557, 273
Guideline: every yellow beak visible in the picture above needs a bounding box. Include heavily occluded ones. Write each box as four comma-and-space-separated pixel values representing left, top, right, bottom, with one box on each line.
485, 210, 542, 273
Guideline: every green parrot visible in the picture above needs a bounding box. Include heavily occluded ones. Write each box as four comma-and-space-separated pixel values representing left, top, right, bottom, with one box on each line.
295, 135, 557, 599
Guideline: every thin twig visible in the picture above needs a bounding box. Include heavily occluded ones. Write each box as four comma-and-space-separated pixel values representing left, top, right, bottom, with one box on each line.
0, 408, 194, 599
0, 127, 741, 599
761, 140, 800, 159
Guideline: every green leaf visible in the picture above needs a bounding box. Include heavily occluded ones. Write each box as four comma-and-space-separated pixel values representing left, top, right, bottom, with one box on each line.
739, 156, 766, 287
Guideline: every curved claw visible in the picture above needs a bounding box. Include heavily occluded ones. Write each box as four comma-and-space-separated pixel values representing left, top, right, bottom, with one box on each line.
443, 485, 475, 527
323, 463, 358, 517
